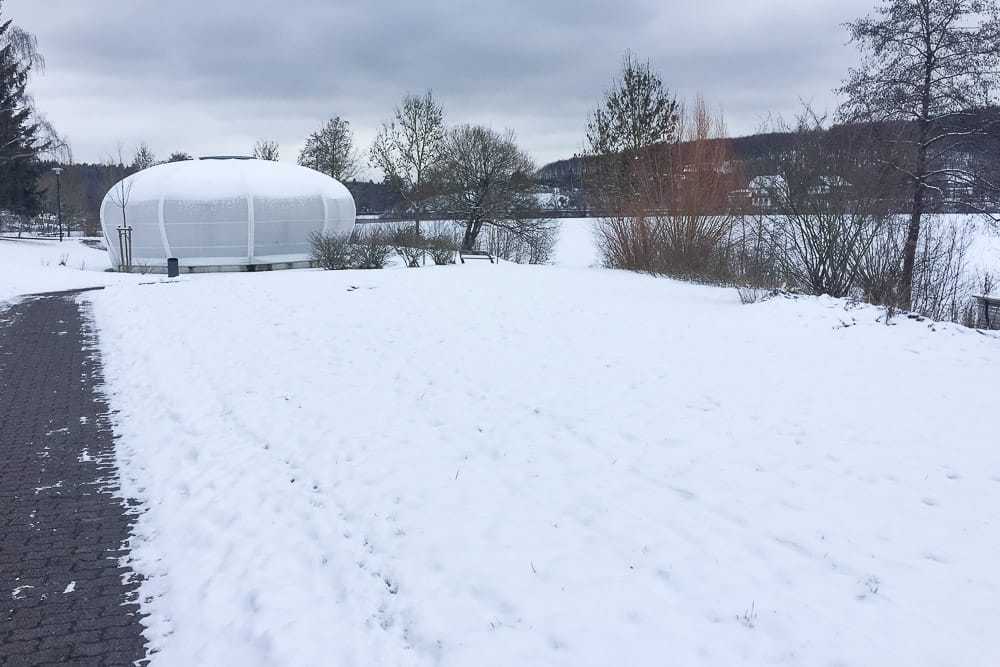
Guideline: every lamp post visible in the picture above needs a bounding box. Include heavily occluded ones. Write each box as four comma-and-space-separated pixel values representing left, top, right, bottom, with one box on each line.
51, 166, 63, 242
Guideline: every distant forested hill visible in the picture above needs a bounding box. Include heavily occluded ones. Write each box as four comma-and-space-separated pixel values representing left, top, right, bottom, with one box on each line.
536, 111, 1000, 211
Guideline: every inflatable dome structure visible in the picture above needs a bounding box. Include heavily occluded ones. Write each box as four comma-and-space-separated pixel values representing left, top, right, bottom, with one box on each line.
100, 157, 356, 272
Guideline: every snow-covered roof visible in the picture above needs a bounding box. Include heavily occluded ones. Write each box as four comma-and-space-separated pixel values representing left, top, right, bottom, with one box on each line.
111, 157, 353, 204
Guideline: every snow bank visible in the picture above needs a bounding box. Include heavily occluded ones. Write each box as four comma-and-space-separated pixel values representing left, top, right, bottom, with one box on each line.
89, 263, 1000, 666
0, 238, 137, 305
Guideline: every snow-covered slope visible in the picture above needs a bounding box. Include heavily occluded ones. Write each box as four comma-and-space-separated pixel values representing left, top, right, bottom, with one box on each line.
88, 263, 1000, 666
0, 238, 135, 304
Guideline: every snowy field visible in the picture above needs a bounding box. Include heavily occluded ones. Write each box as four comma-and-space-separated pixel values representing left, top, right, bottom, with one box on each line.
83, 229, 1000, 665
2, 220, 999, 665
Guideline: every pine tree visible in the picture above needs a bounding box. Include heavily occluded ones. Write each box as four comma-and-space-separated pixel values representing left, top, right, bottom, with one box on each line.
130, 142, 156, 172
584, 52, 680, 217
0, 8, 47, 216
587, 52, 679, 156
251, 139, 280, 161
298, 117, 360, 182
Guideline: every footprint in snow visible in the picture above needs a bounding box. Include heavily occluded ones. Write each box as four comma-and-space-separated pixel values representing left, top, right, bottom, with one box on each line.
669, 486, 696, 501
856, 575, 880, 600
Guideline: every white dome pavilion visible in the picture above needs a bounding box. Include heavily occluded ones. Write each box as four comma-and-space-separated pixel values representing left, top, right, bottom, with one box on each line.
100, 157, 356, 272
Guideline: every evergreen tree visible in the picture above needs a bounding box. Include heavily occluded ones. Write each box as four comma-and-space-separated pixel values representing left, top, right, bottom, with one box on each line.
587, 52, 679, 156
298, 116, 360, 181
131, 142, 156, 172
251, 139, 280, 161
584, 52, 680, 217
0, 7, 47, 216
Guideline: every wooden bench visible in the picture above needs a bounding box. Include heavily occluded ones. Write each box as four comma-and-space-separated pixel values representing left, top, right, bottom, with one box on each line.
459, 249, 495, 264
975, 294, 1000, 330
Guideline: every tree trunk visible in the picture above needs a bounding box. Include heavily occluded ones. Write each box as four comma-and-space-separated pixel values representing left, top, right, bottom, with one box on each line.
900, 181, 924, 311
900, 53, 934, 312
462, 220, 481, 251
414, 206, 424, 266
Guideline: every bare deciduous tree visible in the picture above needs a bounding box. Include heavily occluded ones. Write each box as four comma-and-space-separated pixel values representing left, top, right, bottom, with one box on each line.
104, 145, 134, 269
839, 0, 1000, 308
761, 109, 895, 297
252, 139, 280, 161
436, 125, 539, 251
369, 91, 446, 240
299, 116, 360, 181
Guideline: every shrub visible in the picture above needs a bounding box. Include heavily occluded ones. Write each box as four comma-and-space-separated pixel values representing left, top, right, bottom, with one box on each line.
479, 220, 559, 264
595, 214, 735, 281
350, 226, 393, 269
386, 224, 424, 267
520, 222, 559, 264
859, 216, 976, 323
857, 220, 903, 309
731, 216, 784, 304
422, 222, 458, 265
595, 216, 660, 272
309, 231, 353, 270
427, 234, 457, 265
910, 217, 976, 322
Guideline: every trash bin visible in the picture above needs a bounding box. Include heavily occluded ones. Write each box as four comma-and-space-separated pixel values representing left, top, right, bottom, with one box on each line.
167, 257, 179, 278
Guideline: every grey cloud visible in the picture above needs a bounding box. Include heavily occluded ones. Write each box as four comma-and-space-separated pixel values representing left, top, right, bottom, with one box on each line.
8, 0, 874, 170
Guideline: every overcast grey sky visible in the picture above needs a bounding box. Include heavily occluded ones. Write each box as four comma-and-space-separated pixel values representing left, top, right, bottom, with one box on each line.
9, 0, 874, 175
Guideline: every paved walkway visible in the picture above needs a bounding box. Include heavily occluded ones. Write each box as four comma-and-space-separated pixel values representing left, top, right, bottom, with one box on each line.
0, 291, 148, 665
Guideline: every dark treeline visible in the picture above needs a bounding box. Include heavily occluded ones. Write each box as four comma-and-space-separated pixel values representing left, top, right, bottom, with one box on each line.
346, 180, 401, 216
29, 159, 402, 234
538, 110, 1000, 215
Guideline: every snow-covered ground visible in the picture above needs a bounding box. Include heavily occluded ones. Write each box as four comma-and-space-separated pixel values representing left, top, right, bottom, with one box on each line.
2, 220, 998, 665
0, 237, 137, 305
86, 254, 999, 665
550, 218, 600, 268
